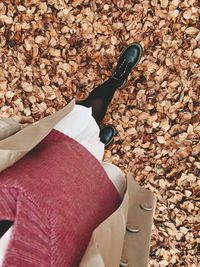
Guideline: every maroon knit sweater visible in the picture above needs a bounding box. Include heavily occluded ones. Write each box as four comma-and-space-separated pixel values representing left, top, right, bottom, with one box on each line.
0, 130, 121, 267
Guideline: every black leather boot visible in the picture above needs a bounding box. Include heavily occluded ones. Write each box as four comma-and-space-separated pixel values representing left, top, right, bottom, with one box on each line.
111, 43, 143, 87
99, 125, 117, 147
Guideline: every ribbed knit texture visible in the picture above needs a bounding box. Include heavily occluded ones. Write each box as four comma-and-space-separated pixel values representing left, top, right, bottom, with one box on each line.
0, 130, 121, 267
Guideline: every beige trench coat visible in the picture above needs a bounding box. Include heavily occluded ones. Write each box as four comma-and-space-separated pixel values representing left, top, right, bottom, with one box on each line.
0, 100, 156, 267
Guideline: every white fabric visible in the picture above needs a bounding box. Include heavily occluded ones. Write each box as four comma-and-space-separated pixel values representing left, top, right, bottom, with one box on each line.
54, 105, 105, 162
0, 104, 126, 265
0, 227, 13, 266
101, 162, 126, 199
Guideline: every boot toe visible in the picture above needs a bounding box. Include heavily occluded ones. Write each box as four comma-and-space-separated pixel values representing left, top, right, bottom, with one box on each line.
100, 125, 116, 147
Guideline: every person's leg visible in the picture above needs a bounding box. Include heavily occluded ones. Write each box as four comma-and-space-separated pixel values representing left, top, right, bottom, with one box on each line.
78, 43, 143, 146
78, 43, 143, 125
78, 77, 118, 125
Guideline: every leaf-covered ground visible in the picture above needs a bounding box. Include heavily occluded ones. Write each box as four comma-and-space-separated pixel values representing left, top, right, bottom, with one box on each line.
0, 1, 199, 266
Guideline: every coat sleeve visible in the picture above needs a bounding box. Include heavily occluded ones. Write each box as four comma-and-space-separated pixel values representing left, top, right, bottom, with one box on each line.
0, 118, 22, 141
0, 99, 75, 173
79, 174, 156, 267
